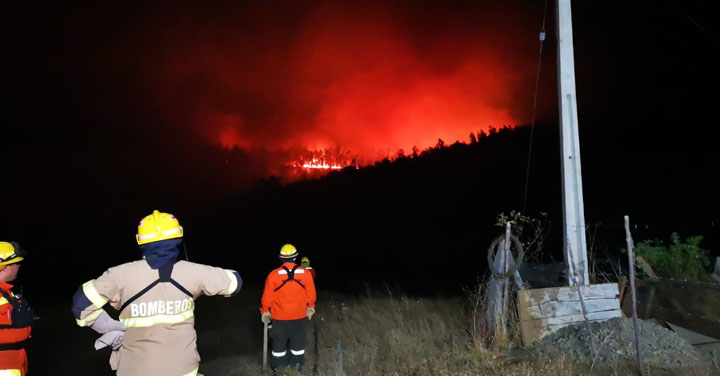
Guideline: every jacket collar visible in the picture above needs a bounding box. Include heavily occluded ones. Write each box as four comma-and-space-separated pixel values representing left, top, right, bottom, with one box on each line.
0, 281, 14, 292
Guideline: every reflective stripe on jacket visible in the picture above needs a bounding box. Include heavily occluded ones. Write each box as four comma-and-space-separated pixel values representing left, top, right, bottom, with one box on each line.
261, 262, 316, 320
305, 266, 316, 280
73, 260, 241, 376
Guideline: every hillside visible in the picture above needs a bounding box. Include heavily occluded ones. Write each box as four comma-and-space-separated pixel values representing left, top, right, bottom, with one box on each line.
188, 122, 718, 293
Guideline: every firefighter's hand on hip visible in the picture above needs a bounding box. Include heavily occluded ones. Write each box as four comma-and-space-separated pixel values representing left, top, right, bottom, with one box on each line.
306, 307, 315, 320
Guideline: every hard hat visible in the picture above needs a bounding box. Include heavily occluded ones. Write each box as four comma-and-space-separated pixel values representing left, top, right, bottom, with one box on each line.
0, 241, 24, 268
279, 244, 298, 259
301, 256, 310, 267
136, 210, 184, 245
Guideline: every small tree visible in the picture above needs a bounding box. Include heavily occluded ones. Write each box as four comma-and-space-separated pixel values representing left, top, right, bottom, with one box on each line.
634, 232, 712, 282
411, 145, 419, 158
495, 211, 551, 262
469, 132, 477, 144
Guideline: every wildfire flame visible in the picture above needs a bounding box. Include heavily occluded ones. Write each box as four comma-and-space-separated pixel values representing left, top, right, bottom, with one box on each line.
294, 158, 343, 170
286, 148, 359, 173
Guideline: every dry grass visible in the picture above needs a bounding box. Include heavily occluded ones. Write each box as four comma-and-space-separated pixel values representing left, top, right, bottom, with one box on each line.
202, 287, 720, 376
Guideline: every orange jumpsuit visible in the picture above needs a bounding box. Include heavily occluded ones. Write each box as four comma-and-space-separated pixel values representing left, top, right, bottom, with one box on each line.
261, 262, 316, 370
0, 282, 31, 376
261, 262, 316, 320
305, 267, 316, 281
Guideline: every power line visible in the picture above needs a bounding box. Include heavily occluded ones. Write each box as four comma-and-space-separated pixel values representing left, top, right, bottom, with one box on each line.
666, 0, 720, 48
522, 0, 549, 213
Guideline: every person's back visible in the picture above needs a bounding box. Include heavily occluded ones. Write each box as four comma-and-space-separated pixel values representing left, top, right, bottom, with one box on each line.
262, 262, 315, 320
73, 210, 241, 376
83, 259, 239, 375
261, 244, 316, 372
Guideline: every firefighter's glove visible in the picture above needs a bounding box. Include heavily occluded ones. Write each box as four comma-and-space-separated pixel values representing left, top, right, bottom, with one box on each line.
307, 307, 316, 320
90, 310, 126, 334
261, 311, 271, 324
94, 330, 124, 350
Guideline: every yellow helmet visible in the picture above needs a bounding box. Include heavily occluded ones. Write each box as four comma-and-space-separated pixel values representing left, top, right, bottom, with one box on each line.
0, 241, 24, 269
279, 244, 298, 259
136, 210, 183, 245
301, 256, 310, 267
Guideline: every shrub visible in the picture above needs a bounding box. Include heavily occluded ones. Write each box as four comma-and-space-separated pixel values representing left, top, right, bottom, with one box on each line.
634, 232, 712, 282
495, 211, 550, 262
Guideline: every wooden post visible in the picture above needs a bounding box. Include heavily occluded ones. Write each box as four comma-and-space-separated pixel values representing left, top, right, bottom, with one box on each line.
487, 238, 506, 335
624, 215, 643, 375
501, 223, 512, 334
557, 0, 589, 286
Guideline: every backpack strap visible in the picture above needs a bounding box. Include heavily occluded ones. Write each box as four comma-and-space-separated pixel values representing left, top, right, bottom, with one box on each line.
273, 265, 306, 292
158, 261, 193, 298
0, 289, 20, 329
120, 260, 192, 314
0, 288, 35, 330
0, 289, 18, 309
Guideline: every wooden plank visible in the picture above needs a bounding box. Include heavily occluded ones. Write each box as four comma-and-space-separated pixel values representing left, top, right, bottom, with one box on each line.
518, 283, 619, 303
636, 256, 659, 280
525, 309, 622, 326
519, 310, 622, 345
521, 298, 620, 319
517, 283, 622, 345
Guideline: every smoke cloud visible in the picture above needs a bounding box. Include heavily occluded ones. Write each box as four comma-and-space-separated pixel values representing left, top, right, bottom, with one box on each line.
102, 1, 547, 178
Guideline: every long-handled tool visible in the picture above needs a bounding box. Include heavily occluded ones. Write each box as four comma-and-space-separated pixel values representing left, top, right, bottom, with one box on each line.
263, 321, 269, 372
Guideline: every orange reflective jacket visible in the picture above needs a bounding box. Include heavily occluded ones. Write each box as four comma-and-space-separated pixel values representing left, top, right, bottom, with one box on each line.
0, 282, 30, 376
261, 263, 316, 320
306, 267, 316, 281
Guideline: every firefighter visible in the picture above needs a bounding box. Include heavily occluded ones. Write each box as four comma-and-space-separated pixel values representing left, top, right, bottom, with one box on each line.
261, 244, 316, 372
0, 241, 34, 376
300, 256, 316, 280
72, 210, 242, 376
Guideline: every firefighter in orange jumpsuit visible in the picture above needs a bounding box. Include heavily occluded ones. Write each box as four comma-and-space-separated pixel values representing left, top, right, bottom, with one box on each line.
261, 244, 316, 372
0, 242, 34, 376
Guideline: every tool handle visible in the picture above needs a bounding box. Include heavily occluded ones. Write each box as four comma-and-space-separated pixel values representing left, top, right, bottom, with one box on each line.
262, 321, 268, 371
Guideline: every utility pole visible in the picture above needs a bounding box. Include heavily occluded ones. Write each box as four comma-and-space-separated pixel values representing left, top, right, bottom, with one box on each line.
556, 0, 589, 286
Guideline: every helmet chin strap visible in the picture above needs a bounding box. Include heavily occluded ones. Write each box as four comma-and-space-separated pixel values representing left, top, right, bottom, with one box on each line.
182, 242, 190, 261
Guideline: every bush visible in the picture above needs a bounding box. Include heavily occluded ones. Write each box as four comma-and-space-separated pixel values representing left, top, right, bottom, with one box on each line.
634, 232, 712, 282
495, 211, 550, 262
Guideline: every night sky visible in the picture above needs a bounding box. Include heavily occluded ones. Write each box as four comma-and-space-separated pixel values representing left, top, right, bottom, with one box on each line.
3, 1, 720, 293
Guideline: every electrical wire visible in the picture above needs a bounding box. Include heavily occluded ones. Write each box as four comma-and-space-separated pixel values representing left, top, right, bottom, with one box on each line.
666, 0, 720, 47
522, 0, 549, 213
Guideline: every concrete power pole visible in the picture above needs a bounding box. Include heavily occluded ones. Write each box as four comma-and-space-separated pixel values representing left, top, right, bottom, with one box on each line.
556, 0, 589, 286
